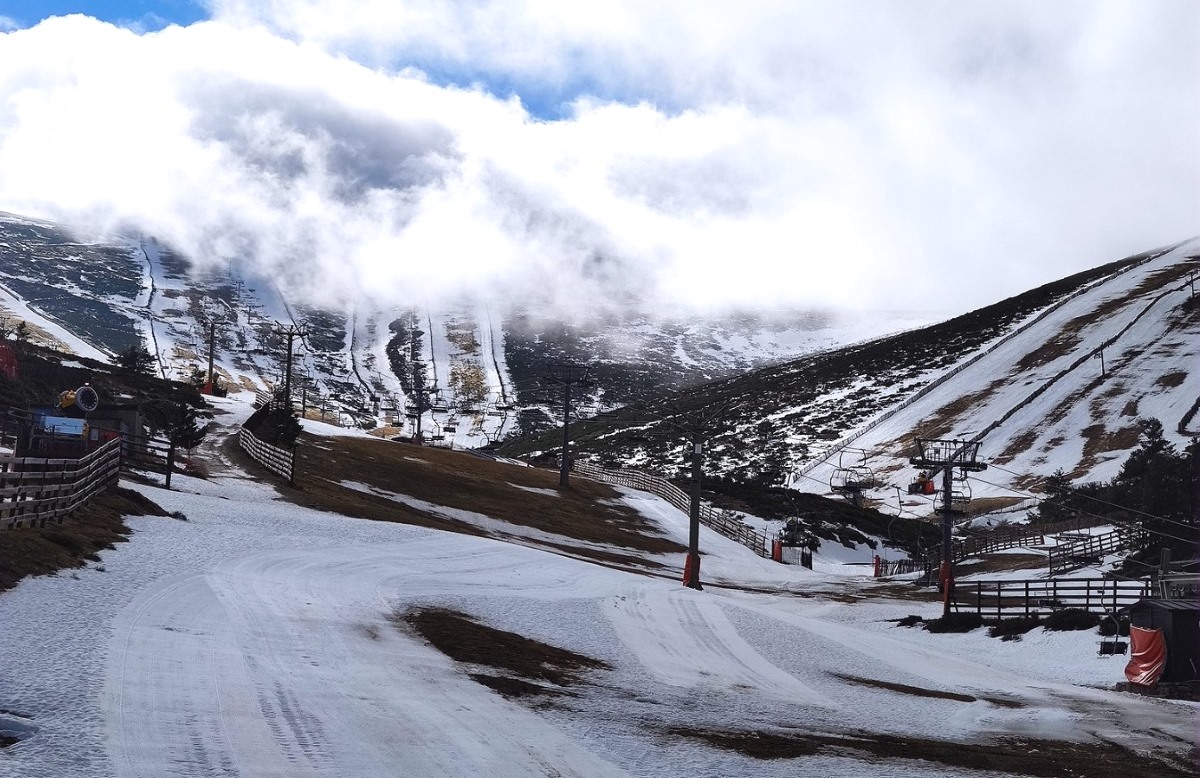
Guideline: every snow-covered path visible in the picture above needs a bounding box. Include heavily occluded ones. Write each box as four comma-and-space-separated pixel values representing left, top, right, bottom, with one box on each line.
105, 540, 630, 778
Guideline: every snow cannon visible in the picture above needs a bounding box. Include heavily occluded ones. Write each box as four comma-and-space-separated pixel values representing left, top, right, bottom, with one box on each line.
57, 384, 100, 417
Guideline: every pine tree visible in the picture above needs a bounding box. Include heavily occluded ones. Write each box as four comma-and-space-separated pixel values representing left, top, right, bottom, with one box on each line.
116, 344, 156, 375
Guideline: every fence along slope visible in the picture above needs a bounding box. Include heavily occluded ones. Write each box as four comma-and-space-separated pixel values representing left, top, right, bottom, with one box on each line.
574, 461, 769, 557
1, 436, 122, 529
238, 427, 295, 485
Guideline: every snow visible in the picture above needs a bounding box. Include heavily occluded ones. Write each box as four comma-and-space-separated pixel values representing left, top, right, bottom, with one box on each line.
0, 281, 110, 360
791, 238, 1200, 517
0, 412, 1193, 777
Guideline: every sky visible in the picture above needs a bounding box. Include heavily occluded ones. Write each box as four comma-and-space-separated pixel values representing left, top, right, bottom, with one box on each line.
0, 1, 1196, 320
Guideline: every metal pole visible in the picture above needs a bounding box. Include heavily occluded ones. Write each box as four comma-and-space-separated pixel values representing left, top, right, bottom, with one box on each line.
685, 440, 703, 590
207, 320, 215, 390
283, 330, 294, 408
941, 465, 954, 617
559, 378, 572, 488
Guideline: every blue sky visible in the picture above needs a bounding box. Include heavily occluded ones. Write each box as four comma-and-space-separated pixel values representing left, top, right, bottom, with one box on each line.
2, 1, 205, 30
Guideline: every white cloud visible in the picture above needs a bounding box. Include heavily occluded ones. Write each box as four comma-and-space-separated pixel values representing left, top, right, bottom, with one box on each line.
0, 16, 19, 32
0, 3, 1196, 319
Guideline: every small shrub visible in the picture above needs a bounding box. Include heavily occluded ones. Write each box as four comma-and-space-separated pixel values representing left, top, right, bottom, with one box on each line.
169, 510, 189, 521
1097, 615, 1129, 637
924, 613, 984, 633
1043, 609, 1100, 632
987, 616, 1041, 640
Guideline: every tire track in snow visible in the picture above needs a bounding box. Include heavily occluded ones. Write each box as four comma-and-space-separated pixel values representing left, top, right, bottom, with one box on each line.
605, 586, 833, 706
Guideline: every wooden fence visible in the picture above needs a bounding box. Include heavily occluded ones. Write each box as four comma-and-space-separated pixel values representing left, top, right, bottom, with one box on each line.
911, 514, 1116, 569
238, 427, 295, 485
120, 433, 173, 474
1, 437, 122, 530
955, 577, 1153, 618
1047, 526, 1150, 575
574, 461, 770, 558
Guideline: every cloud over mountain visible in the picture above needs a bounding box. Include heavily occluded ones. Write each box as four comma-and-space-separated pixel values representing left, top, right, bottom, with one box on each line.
0, 3, 1195, 316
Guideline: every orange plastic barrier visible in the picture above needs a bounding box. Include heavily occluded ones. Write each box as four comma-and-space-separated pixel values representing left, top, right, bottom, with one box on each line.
1124, 626, 1166, 686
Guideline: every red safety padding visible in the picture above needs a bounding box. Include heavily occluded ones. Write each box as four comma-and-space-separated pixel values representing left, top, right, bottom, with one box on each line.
1124, 626, 1166, 686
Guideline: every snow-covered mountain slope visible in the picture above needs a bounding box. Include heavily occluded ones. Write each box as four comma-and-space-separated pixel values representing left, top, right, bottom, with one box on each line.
793, 237, 1200, 516
501, 239, 1197, 513
0, 211, 934, 448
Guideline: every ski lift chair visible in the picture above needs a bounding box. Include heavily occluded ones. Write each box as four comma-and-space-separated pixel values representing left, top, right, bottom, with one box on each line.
1097, 614, 1128, 656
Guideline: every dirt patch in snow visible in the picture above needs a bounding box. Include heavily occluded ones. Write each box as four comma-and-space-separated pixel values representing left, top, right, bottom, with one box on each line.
1016, 331, 1082, 371
270, 433, 686, 558
400, 607, 610, 699
1156, 370, 1187, 389
955, 552, 1047, 576
668, 727, 1193, 777
832, 673, 1025, 708
1078, 423, 1140, 474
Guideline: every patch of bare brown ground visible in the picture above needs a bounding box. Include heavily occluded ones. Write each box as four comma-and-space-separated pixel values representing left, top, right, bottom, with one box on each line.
955, 553, 1047, 576
668, 727, 1194, 777
1077, 423, 1141, 475
882, 381, 1009, 454
1016, 332, 1082, 372
833, 673, 1025, 708
232, 432, 685, 568
963, 496, 1027, 516
0, 485, 166, 592
399, 607, 610, 699
1156, 370, 1187, 389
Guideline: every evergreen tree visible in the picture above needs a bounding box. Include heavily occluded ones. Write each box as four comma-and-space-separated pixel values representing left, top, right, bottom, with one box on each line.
1030, 469, 1079, 524
117, 344, 156, 375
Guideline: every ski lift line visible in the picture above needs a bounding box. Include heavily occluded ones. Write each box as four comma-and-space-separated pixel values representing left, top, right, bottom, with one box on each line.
969, 473, 1198, 546
789, 249, 1178, 483
985, 461, 1196, 531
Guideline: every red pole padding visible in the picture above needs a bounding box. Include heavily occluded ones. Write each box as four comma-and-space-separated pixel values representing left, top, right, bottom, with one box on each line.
873, 555, 881, 577
1124, 626, 1167, 686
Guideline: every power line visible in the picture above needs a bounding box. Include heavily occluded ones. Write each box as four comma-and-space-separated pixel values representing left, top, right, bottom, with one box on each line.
968, 473, 1197, 547
986, 460, 1197, 531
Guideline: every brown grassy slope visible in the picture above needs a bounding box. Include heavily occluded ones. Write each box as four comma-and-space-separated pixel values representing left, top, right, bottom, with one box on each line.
0, 486, 166, 592
267, 433, 686, 558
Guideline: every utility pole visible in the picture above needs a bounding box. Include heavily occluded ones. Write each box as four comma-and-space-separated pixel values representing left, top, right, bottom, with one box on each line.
206, 319, 216, 392
666, 401, 732, 591
274, 323, 308, 411
910, 438, 987, 617
1095, 347, 1106, 377
543, 362, 591, 488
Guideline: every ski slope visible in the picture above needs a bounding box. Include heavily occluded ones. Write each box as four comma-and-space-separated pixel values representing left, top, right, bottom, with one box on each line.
0, 400, 1191, 777
792, 238, 1200, 517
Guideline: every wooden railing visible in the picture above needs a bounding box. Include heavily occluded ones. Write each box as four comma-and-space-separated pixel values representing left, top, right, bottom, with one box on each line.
574, 461, 770, 558
916, 515, 1114, 567
238, 427, 295, 485
1, 437, 122, 530
955, 577, 1152, 618
1047, 526, 1150, 575
879, 558, 925, 576
120, 433, 172, 474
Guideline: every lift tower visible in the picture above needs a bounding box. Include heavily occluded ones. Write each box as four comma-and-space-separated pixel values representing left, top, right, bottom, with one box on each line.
910, 438, 987, 617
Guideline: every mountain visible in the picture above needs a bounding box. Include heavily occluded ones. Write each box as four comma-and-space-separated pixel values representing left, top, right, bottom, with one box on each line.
498, 238, 1200, 518
0, 210, 936, 445
3, 209, 1195, 522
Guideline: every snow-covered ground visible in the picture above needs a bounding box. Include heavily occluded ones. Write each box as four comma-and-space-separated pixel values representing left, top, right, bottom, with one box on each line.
0, 411, 1193, 777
